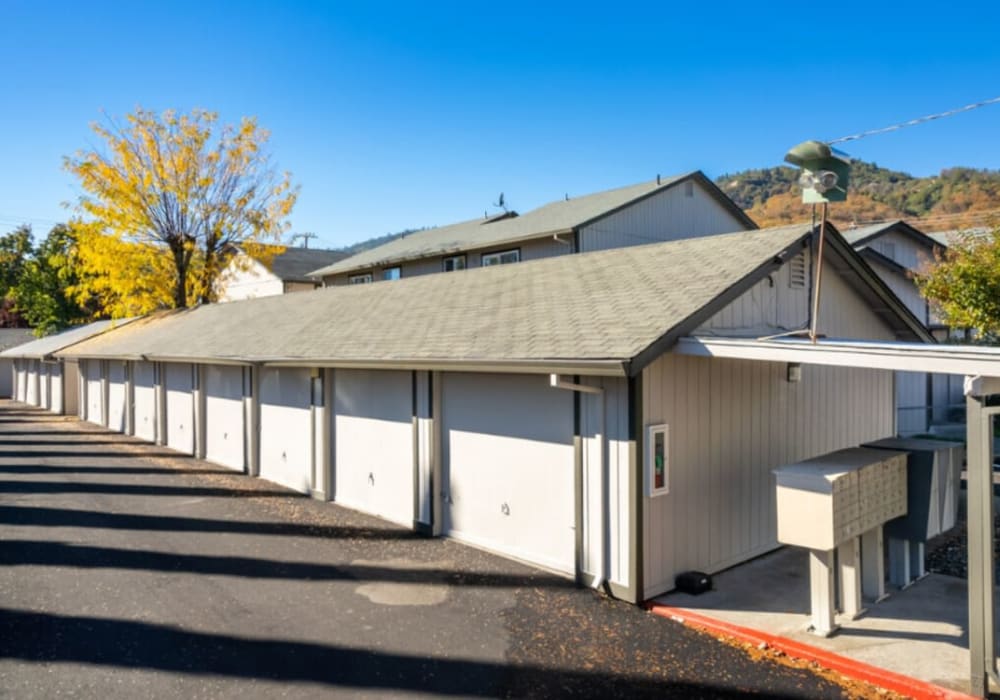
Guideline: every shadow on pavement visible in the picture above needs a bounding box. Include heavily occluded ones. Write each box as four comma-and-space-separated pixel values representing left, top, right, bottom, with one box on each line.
0, 464, 232, 477
0, 480, 294, 499
0, 539, 575, 588
0, 450, 188, 460
0, 606, 809, 699
0, 504, 418, 541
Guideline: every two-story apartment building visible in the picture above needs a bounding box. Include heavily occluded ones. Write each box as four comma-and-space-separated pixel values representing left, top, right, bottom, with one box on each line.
309, 172, 757, 284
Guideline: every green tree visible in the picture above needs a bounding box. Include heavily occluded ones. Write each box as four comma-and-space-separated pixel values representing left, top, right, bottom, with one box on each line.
0, 225, 34, 327
0, 225, 34, 295
11, 225, 89, 335
914, 225, 1000, 342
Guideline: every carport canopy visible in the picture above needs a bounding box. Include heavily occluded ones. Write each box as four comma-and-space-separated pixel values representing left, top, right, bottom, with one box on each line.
675, 336, 1000, 699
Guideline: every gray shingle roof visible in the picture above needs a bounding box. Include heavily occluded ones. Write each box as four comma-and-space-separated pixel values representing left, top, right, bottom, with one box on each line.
0, 328, 36, 352
266, 247, 348, 282
926, 227, 991, 247
58, 225, 821, 373
309, 172, 752, 278
1, 320, 134, 359
842, 220, 942, 252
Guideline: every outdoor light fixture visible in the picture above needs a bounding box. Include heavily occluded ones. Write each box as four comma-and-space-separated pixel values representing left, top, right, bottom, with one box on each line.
787, 362, 802, 383
782, 139, 854, 344
784, 140, 851, 203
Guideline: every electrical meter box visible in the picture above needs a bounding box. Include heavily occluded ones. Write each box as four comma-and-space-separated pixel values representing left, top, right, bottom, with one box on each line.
774, 447, 908, 551
862, 437, 964, 541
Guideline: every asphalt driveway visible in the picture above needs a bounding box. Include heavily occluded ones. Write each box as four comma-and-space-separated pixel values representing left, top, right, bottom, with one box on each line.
0, 400, 878, 698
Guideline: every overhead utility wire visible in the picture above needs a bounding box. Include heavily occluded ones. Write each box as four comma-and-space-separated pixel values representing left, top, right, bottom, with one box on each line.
830, 96, 1000, 145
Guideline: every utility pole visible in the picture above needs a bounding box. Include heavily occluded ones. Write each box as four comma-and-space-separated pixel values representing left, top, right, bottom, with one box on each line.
291, 232, 318, 248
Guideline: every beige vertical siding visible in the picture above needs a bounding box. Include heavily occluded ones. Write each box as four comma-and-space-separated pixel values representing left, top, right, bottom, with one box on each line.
698, 250, 811, 335
578, 181, 748, 253
644, 256, 900, 596
868, 259, 927, 323
865, 231, 933, 271
817, 265, 898, 340
324, 237, 573, 286
642, 354, 895, 596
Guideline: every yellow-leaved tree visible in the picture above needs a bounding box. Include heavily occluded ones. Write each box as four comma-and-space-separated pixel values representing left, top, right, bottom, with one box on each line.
65, 108, 297, 315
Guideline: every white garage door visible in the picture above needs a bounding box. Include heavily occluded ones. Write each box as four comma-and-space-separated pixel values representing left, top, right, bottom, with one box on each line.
165, 363, 195, 454
132, 362, 157, 442
260, 368, 312, 493
334, 369, 413, 526
25, 360, 39, 406
204, 365, 245, 471
442, 373, 575, 574
107, 361, 128, 432
84, 360, 104, 425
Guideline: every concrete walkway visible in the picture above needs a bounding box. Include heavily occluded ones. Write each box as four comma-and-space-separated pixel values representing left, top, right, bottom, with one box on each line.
658, 546, 997, 695
0, 401, 877, 699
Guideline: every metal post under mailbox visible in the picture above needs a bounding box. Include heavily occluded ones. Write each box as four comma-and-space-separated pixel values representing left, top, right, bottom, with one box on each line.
965, 375, 1000, 698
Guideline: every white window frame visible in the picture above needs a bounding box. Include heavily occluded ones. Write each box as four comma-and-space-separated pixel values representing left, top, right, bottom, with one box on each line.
443, 254, 467, 272
349, 273, 373, 285
481, 248, 520, 267
383, 267, 401, 281
646, 423, 669, 497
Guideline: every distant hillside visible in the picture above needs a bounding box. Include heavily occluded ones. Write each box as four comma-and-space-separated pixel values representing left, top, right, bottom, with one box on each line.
716, 162, 1000, 230
339, 228, 425, 255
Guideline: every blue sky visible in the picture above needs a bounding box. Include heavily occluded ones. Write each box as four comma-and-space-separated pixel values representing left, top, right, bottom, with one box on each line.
1, 1, 998, 248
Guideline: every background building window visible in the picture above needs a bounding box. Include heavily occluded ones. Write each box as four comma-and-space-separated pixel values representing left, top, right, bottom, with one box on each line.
481, 249, 520, 267
443, 255, 466, 272
349, 273, 373, 284
383, 267, 401, 281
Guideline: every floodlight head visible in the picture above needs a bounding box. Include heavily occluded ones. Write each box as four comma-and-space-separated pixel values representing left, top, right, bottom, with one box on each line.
815, 170, 840, 192
785, 139, 852, 203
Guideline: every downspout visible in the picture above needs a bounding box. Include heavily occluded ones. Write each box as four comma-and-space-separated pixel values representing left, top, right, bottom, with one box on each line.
550, 374, 607, 591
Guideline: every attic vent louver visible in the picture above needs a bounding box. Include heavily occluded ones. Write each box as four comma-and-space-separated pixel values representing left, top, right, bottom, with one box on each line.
789, 253, 807, 289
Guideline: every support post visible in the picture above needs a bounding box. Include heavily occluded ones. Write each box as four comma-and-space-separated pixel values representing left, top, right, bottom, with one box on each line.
246, 364, 261, 477
193, 365, 206, 460
124, 362, 134, 436
966, 376, 998, 698
888, 537, 912, 588
808, 549, 838, 637
155, 363, 167, 446
310, 368, 329, 501
430, 370, 443, 536
837, 537, 864, 619
861, 526, 886, 602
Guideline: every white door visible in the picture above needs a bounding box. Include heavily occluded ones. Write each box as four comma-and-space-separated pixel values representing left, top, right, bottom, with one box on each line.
442, 373, 575, 574
204, 365, 245, 471
165, 363, 195, 454
25, 360, 38, 405
85, 360, 104, 425
133, 361, 157, 442
334, 369, 413, 526
107, 361, 127, 432
259, 367, 312, 493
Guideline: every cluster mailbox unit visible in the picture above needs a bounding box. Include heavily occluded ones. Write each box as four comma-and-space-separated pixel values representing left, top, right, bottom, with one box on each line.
774, 447, 908, 636
863, 437, 964, 586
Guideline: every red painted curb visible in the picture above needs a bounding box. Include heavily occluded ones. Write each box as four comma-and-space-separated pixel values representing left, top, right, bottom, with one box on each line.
646, 603, 977, 700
